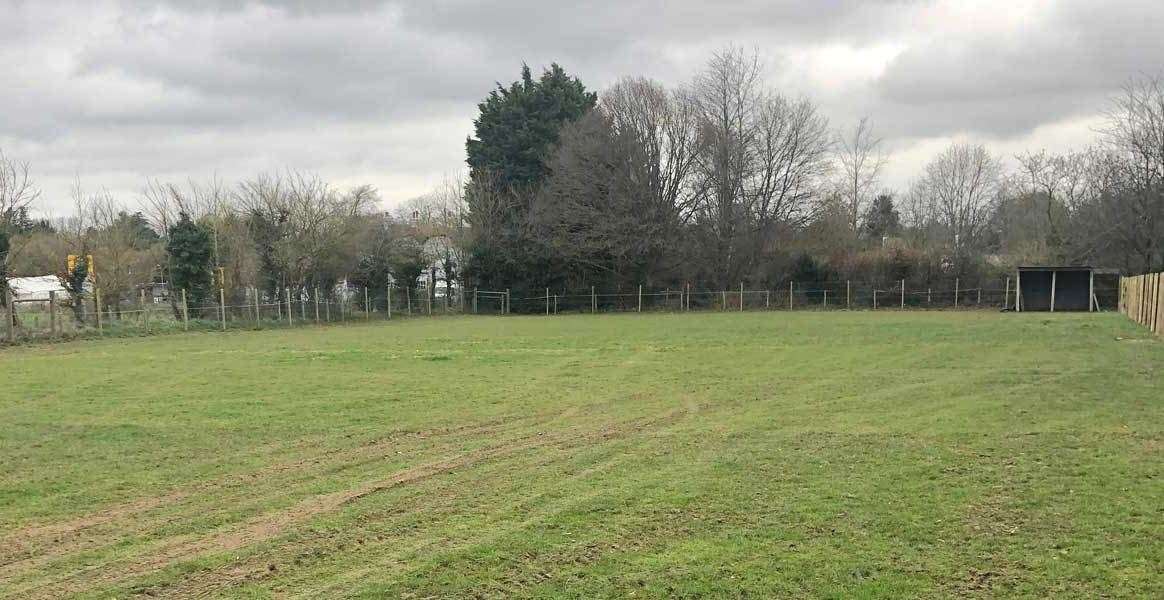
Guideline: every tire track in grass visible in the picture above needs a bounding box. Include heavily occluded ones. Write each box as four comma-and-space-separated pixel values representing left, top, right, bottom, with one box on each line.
167, 436, 647, 598
15, 408, 687, 598
0, 413, 550, 588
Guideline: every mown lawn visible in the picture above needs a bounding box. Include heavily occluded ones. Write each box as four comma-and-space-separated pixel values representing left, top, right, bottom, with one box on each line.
0, 311, 1160, 598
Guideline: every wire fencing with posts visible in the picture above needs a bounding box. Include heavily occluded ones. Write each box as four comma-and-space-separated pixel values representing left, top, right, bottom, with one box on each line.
2, 277, 1122, 346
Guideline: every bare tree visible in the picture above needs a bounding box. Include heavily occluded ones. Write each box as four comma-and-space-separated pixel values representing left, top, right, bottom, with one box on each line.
1011, 149, 1093, 260
0, 150, 39, 226
0, 150, 41, 308
907, 143, 1002, 255
836, 117, 887, 234
602, 77, 703, 222
1098, 75, 1164, 271
689, 47, 832, 286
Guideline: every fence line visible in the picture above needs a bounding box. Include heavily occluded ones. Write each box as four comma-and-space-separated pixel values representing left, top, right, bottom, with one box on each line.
1119, 272, 1164, 335
3, 277, 1123, 346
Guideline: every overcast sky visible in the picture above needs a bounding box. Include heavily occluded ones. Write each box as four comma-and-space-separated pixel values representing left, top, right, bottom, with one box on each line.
3, 0, 1163, 216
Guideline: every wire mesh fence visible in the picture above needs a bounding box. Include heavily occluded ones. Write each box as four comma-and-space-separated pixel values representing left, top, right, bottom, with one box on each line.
3, 276, 1123, 346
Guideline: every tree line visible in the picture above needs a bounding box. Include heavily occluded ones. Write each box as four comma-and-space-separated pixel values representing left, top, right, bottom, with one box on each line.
2, 47, 1163, 318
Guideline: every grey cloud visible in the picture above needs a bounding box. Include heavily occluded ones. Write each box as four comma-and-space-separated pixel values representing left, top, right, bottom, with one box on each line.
2, 0, 1162, 213
872, 0, 1164, 138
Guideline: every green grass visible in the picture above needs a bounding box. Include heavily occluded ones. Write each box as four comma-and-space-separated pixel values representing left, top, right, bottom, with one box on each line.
0, 311, 1160, 598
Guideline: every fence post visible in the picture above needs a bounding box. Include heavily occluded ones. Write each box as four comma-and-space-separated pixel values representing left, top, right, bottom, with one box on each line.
901, 279, 905, 310
846, 280, 851, 310
473, 288, 478, 314
286, 288, 293, 326
789, 281, 794, 311
1005, 277, 1011, 311
546, 287, 550, 315
928, 287, 932, 304
721, 290, 726, 311
253, 287, 261, 328
591, 286, 596, 313
315, 288, 321, 323
95, 288, 103, 334
977, 286, 982, 305
141, 288, 150, 331
219, 287, 226, 331
1050, 271, 1057, 312
5, 288, 14, 343
954, 278, 960, 308
365, 287, 370, 320
739, 282, 744, 311
181, 289, 189, 331
638, 285, 643, 313
823, 289, 828, 308
766, 289, 770, 309
873, 288, 878, 310
49, 291, 57, 336
387, 285, 393, 319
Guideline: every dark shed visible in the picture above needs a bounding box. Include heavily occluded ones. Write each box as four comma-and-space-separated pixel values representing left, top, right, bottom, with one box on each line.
1015, 266, 1096, 312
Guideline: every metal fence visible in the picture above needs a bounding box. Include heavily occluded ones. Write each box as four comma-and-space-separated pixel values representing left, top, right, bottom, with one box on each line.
2, 276, 1122, 346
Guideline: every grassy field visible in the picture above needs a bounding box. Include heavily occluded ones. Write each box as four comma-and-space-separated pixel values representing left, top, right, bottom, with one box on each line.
0, 311, 1160, 598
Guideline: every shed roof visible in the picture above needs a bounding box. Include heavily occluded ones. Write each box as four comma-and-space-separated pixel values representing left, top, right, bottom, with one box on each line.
1016, 265, 1094, 272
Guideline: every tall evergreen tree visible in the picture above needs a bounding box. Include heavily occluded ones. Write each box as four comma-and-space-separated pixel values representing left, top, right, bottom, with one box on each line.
464, 63, 596, 295
863, 193, 901, 241
166, 212, 213, 310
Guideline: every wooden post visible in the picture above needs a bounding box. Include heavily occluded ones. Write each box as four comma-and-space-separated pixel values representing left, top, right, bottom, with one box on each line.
721, 289, 726, 311
95, 289, 103, 334
327, 292, 333, 321
181, 289, 189, 331
823, 289, 828, 308
901, 279, 905, 310
954, 278, 960, 308
473, 288, 478, 314
315, 288, 321, 323
219, 287, 226, 331
846, 280, 851, 310
765, 289, 770, 309
591, 286, 596, 313
364, 287, 370, 320
1088, 272, 1094, 312
546, 287, 550, 315
286, 288, 293, 326
5, 288, 14, 343
49, 291, 57, 336
387, 285, 393, 319
554, 294, 558, 314
1050, 271, 1057, 312
253, 287, 261, 327
738, 282, 743, 311
1016, 271, 1022, 312
789, 281, 794, 311
638, 285, 643, 313
141, 288, 149, 330
427, 288, 432, 316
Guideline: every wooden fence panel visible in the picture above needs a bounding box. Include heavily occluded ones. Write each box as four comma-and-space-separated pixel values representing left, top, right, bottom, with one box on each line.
1120, 272, 1164, 335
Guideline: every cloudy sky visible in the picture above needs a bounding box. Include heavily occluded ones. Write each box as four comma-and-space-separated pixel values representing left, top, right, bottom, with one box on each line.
3, 0, 1163, 215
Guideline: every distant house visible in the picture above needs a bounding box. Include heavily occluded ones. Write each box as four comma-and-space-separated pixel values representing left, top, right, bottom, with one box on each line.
7, 276, 72, 304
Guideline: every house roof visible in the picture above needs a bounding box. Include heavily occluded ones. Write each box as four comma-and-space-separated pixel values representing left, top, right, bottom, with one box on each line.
1016, 265, 1094, 272
7, 275, 68, 300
